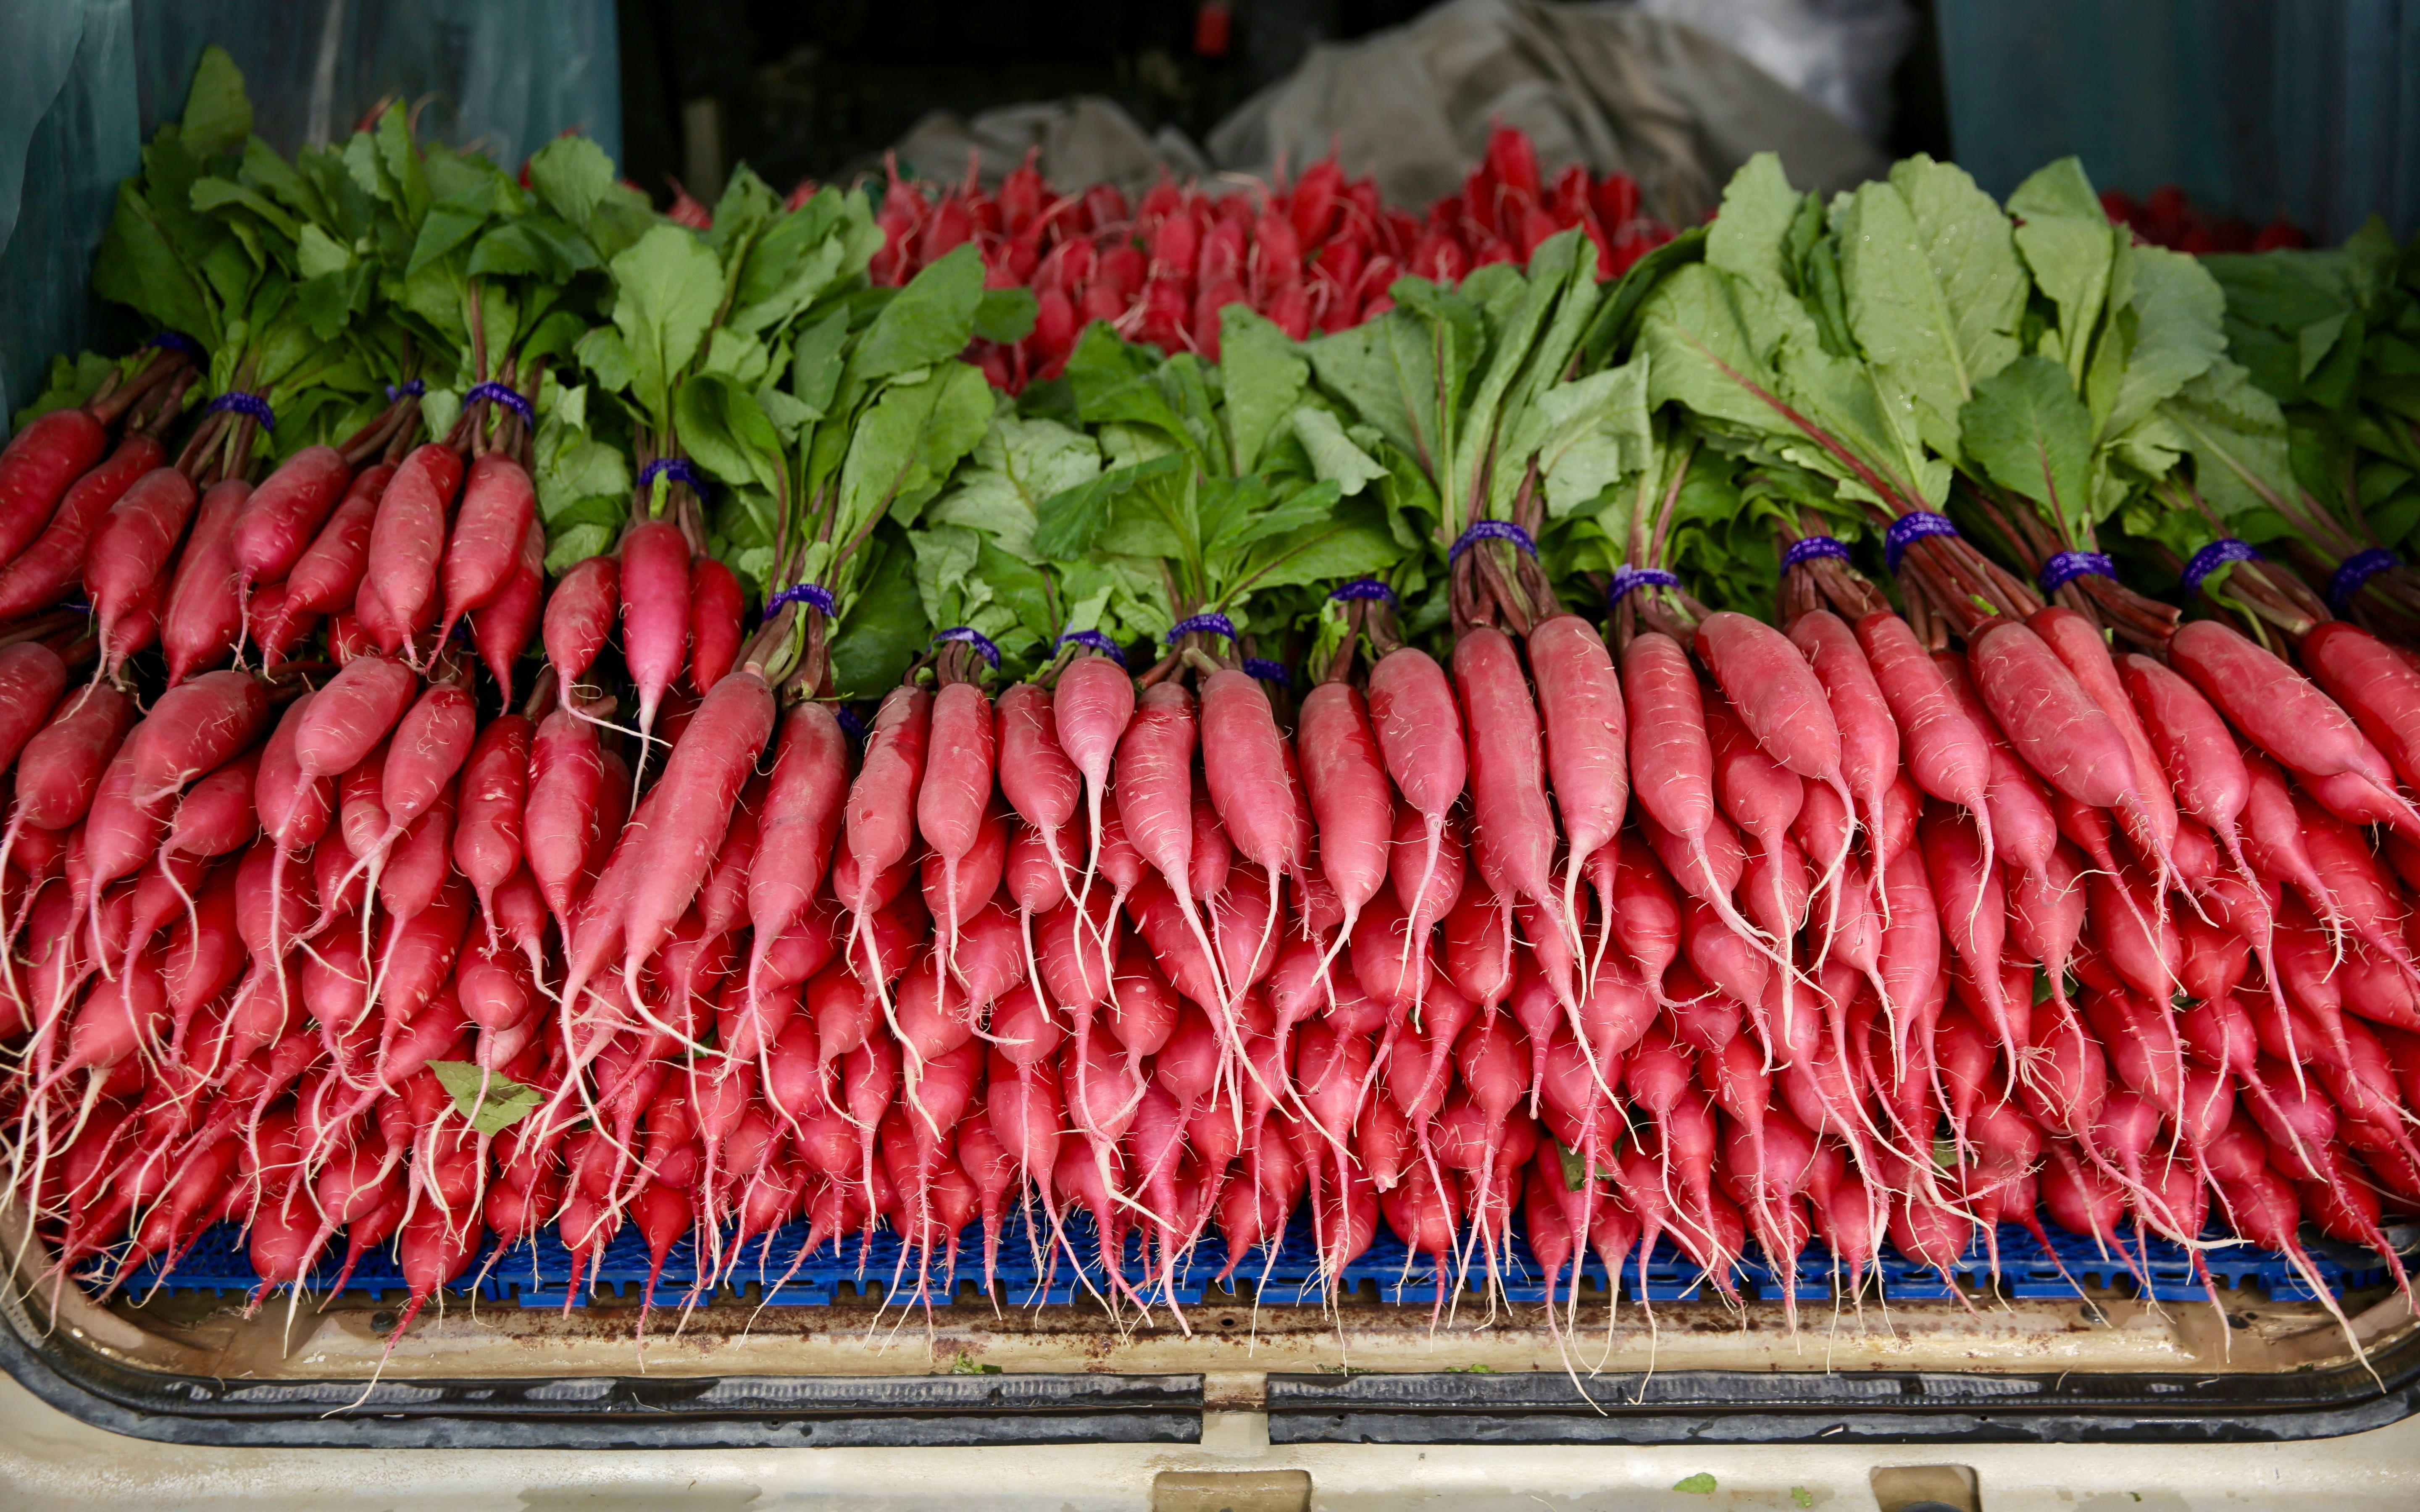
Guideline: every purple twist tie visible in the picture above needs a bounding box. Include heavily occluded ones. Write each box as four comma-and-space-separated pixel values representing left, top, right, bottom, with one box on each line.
1448, 520, 1537, 564
1781, 535, 1849, 570
2329, 548, 2400, 614
833, 705, 866, 743
1167, 613, 1237, 643
1329, 578, 1397, 605
2039, 550, 2117, 595
1883, 511, 1958, 573
934, 626, 1002, 670
1242, 657, 1290, 686
767, 582, 837, 616
385, 378, 426, 402
1055, 630, 1126, 666
2181, 538, 2260, 594
1606, 565, 1678, 606
148, 331, 204, 363
466, 381, 534, 425
206, 391, 276, 430
639, 457, 706, 495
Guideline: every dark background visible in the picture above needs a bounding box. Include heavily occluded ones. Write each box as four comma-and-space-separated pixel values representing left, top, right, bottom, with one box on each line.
614, 0, 1952, 202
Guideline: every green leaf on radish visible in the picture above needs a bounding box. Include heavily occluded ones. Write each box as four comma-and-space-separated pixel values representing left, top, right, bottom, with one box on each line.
429, 1062, 542, 1136
606, 223, 724, 424
852, 242, 986, 383
1962, 355, 2094, 536
526, 134, 616, 232
179, 46, 254, 161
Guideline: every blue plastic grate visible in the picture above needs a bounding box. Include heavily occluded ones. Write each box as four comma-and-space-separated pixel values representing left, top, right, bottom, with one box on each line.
100, 1204, 2405, 1313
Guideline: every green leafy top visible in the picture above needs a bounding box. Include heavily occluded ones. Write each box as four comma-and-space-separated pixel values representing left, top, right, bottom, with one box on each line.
1302, 229, 1616, 632
619, 240, 985, 697
91, 48, 390, 463
1021, 312, 1403, 677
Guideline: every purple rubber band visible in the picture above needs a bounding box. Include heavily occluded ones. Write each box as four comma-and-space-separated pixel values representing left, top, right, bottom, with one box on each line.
767, 582, 837, 616
1242, 657, 1290, 686
1781, 535, 1849, 570
2039, 550, 2116, 595
465, 381, 534, 425
1883, 511, 1958, 573
1329, 578, 1397, 604
1606, 565, 1678, 606
639, 457, 705, 494
1167, 613, 1237, 642
834, 705, 866, 742
1055, 630, 1126, 665
2328, 548, 2399, 613
206, 391, 276, 430
2182, 538, 2260, 593
148, 332, 204, 363
1448, 520, 1537, 564
933, 626, 1002, 669
384, 378, 426, 401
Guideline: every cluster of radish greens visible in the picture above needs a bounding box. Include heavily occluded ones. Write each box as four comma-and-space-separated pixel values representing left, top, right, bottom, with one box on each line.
11, 48, 2420, 1386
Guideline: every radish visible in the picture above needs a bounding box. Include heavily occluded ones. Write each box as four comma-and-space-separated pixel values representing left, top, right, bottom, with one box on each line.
543, 555, 620, 707
618, 520, 692, 777
158, 477, 250, 685
469, 517, 546, 700
0, 433, 164, 621
1053, 653, 1135, 908
233, 445, 352, 589
363, 443, 466, 660
0, 407, 108, 566
437, 453, 536, 640
918, 680, 997, 976
1366, 646, 1466, 973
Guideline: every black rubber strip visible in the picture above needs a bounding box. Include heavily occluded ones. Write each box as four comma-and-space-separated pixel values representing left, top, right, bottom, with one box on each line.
1264, 1323, 2420, 1446
0, 1297, 1202, 1449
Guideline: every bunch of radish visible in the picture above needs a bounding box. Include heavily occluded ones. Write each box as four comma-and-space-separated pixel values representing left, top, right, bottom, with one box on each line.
14, 69, 2420, 1392
789, 125, 1671, 390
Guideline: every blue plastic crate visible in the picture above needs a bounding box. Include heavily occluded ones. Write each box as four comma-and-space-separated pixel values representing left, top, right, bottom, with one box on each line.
97, 1202, 2408, 1315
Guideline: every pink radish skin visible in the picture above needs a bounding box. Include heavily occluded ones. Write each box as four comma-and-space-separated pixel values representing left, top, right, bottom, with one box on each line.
1697, 610, 1852, 833
0, 644, 68, 774
282, 465, 389, 618
1054, 654, 1138, 931
687, 557, 744, 694
1367, 646, 1467, 956
452, 715, 531, 927
85, 468, 199, 676
747, 703, 849, 1000
996, 681, 1081, 893
918, 682, 997, 971
619, 520, 692, 773
233, 445, 351, 588
1528, 614, 1626, 952
1455, 628, 1555, 911
131, 670, 268, 805
0, 408, 107, 564
2031, 606, 2177, 867
469, 517, 544, 700
543, 555, 620, 701
293, 656, 416, 780
1623, 630, 1777, 974
158, 478, 250, 685
363, 443, 466, 653
1298, 682, 1393, 931
2170, 618, 2399, 790
1857, 612, 1994, 830
438, 453, 536, 636
523, 711, 605, 933
0, 435, 163, 621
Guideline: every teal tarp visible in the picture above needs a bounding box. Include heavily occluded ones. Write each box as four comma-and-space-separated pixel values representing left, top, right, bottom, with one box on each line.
0, 0, 620, 428
1938, 0, 2420, 242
